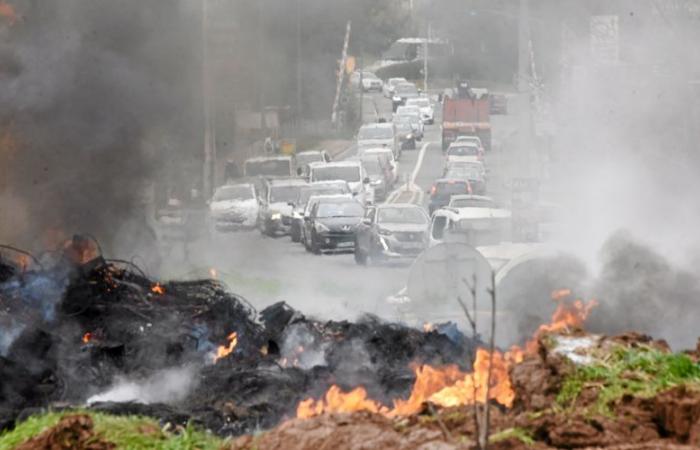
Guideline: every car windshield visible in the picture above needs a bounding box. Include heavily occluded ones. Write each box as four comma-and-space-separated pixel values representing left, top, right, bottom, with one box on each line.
317, 202, 364, 218
298, 185, 348, 203
378, 207, 427, 225
446, 167, 481, 180
296, 153, 323, 167
244, 159, 291, 177
450, 198, 495, 208
270, 185, 303, 203
312, 166, 361, 182
408, 99, 430, 108
397, 107, 419, 116
396, 84, 418, 95
395, 121, 412, 133
361, 158, 383, 175
435, 181, 469, 196
390, 78, 406, 87
448, 145, 480, 157
358, 126, 393, 140
213, 185, 254, 201
363, 72, 379, 80
457, 136, 481, 145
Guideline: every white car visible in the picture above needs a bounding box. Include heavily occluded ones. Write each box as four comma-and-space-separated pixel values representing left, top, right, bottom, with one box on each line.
357, 122, 399, 160
395, 105, 424, 139
209, 183, 258, 231
383, 77, 408, 98
406, 97, 434, 125
308, 161, 374, 205
350, 71, 383, 92
445, 142, 484, 165
454, 135, 485, 153
358, 147, 398, 187
295, 150, 331, 176
428, 205, 512, 248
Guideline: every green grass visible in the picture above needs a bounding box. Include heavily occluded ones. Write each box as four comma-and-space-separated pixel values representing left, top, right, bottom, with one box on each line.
489, 427, 535, 446
0, 410, 225, 450
556, 346, 700, 415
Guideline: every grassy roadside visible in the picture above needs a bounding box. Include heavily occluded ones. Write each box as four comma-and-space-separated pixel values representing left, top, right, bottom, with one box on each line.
0, 411, 225, 450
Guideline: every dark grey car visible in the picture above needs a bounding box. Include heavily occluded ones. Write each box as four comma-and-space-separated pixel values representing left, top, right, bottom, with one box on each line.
304, 198, 365, 254
354, 204, 429, 265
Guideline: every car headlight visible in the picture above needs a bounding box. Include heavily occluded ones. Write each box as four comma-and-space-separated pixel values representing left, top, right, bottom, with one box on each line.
371, 179, 382, 186
393, 96, 401, 102
315, 222, 330, 233
270, 213, 282, 221
406, 133, 413, 140
378, 228, 392, 236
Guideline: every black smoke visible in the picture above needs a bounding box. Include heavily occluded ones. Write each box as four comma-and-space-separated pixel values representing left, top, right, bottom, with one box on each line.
0, 1, 201, 255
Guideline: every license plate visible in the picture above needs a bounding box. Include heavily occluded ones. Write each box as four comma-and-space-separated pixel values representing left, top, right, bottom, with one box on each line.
337, 241, 354, 248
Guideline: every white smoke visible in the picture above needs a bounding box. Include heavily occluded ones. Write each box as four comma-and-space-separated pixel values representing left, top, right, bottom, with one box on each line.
87, 366, 197, 405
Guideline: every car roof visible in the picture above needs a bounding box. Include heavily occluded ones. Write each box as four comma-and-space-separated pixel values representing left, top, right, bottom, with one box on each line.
361, 147, 394, 156
267, 177, 308, 186
307, 180, 348, 186
296, 150, 324, 156
315, 195, 360, 204
376, 203, 423, 210
435, 178, 470, 184
434, 207, 511, 220
360, 122, 394, 130
309, 161, 361, 169
218, 183, 254, 189
449, 141, 480, 148
245, 156, 292, 163
449, 195, 494, 202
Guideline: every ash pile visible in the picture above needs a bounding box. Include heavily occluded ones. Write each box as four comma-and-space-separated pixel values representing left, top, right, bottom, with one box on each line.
0, 238, 477, 436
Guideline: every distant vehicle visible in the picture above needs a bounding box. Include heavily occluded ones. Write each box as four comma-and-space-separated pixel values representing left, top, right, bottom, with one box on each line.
393, 115, 417, 150
358, 147, 398, 186
350, 71, 383, 92
357, 155, 391, 202
445, 142, 484, 164
392, 83, 420, 111
383, 77, 408, 98
208, 183, 258, 232
295, 150, 331, 177
357, 122, 399, 160
290, 181, 351, 243
444, 160, 487, 180
428, 178, 472, 215
406, 97, 434, 125
354, 203, 429, 264
308, 161, 374, 205
243, 156, 294, 178
395, 105, 424, 139
443, 163, 486, 194
454, 135, 484, 153
428, 205, 512, 248
258, 178, 308, 236
442, 81, 491, 151
304, 197, 365, 254
448, 195, 496, 209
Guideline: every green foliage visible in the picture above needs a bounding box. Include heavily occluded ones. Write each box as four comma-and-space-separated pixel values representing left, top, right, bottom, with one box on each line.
556, 346, 700, 414
0, 411, 225, 450
489, 427, 535, 446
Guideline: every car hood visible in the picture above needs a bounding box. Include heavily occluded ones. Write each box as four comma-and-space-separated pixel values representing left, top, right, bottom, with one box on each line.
210, 199, 257, 212
269, 202, 293, 216
379, 223, 427, 233
359, 139, 393, 148
317, 216, 363, 231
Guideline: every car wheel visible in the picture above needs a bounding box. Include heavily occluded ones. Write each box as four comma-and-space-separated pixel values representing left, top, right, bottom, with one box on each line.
310, 231, 321, 255
290, 223, 300, 243
354, 242, 367, 265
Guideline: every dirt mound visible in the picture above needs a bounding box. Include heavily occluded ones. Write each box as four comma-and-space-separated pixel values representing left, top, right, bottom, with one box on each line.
14, 414, 114, 450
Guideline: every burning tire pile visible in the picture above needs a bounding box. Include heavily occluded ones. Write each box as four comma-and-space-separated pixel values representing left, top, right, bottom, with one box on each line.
3, 240, 700, 449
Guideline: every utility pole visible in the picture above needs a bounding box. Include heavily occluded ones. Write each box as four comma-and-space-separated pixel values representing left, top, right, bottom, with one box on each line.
331, 21, 352, 127
296, 0, 303, 124
423, 22, 431, 92
202, 0, 213, 199
517, 0, 530, 92
359, 51, 364, 124
258, 0, 266, 131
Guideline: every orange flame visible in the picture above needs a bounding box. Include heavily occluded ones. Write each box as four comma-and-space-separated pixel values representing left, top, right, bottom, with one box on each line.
295, 290, 597, 419
297, 386, 386, 419
214, 332, 238, 362
151, 283, 165, 295
209, 268, 218, 279
82, 332, 92, 344
423, 323, 435, 333
0, 1, 17, 25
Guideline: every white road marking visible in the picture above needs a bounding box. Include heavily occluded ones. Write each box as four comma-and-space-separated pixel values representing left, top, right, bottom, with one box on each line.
411, 141, 430, 185
384, 141, 431, 205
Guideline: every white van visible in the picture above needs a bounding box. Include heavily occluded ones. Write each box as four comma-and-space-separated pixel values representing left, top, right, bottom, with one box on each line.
308, 161, 374, 205
429, 206, 512, 248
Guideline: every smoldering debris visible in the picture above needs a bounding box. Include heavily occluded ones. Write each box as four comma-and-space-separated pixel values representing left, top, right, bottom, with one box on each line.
0, 250, 478, 436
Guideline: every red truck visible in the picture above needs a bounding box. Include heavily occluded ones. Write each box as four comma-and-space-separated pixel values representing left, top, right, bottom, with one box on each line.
441, 82, 491, 151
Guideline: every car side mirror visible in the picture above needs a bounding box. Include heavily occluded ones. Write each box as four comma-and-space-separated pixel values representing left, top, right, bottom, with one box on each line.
287, 202, 295, 207
362, 217, 372, 225
363, 177, 370, 184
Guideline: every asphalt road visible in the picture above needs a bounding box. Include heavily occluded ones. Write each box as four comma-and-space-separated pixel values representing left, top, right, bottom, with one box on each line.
162, 89, 524, 323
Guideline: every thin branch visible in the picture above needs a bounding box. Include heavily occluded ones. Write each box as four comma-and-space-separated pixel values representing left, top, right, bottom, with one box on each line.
427, 403, 453, 443
479, 271, 497, 450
